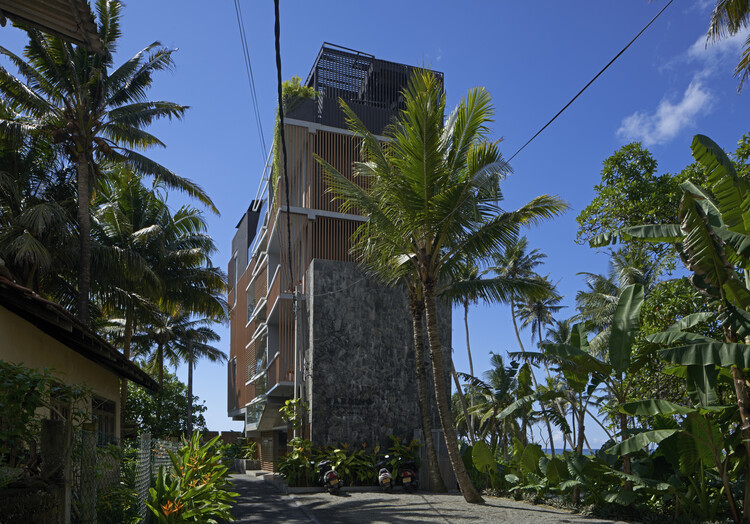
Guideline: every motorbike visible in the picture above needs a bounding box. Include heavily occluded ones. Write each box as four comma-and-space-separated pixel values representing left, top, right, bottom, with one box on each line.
399, 459, 419, 492
376, 457, 394, 492
317, 460, 342, 494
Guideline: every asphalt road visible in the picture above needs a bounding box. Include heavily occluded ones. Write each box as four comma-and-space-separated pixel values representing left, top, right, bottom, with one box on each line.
227, 474, 633, 524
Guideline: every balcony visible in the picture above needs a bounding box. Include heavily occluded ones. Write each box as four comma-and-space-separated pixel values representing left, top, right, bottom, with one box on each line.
267, 265, 281, 310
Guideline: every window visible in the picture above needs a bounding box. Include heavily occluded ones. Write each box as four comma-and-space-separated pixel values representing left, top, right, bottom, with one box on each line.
92, 396, 116, 444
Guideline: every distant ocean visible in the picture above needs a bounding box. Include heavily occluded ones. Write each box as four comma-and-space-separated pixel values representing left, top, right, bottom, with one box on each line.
543, 448, 594, 455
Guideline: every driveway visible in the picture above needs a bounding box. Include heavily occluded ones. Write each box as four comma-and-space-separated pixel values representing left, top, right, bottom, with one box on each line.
228, 474, 632, 524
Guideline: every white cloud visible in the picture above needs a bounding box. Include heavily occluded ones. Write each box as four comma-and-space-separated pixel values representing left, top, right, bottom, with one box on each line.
690, 0, 715, 13
617, 78, 712, 146
687, 27, 750, 66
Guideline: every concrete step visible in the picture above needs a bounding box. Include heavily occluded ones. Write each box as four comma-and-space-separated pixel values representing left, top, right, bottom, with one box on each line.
246, 469, 273, 478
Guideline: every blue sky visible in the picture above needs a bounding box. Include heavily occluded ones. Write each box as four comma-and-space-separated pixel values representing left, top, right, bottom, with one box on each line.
3, 1, 750, 447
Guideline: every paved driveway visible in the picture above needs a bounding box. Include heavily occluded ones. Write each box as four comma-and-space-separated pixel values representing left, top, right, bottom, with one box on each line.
228, 474, 632, 524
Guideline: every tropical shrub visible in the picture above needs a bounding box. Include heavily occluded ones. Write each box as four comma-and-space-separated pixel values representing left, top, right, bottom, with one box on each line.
96, 443, 140, 524
146, 432, 238, 523
277, 437, 317, 488
221, 437, 257, 460
0, 361, 90, 470
279, 399, 308, 430
277, 436, 418, 487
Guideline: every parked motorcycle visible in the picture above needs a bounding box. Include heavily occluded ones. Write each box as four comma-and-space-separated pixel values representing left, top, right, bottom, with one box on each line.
317, 460, 342, 494
399, 459, 419, 492
376, 457, 394, 492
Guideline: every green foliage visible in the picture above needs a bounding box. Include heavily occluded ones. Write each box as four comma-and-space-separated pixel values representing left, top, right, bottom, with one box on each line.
96, 443, 140, 524
629, 278, 720, 405
471, 440, 494, 474
146, 432, 238, 523
279, 398, 308, 429
0, 361, 52, 465
277, 437, 317, 487
576, 142, 707, 267
0, 361, 91, 468
221, 438, 257, 460
277, 436, 417, 488
126, 370, 206, 438
281, 76, 318, 109
271, 76, 318, 193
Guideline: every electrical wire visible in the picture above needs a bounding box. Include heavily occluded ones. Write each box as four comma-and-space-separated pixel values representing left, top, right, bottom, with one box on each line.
506, 0, 674, 163
274, 0, 295, 291
234, 0, 267, 160
400, 0, 676, 250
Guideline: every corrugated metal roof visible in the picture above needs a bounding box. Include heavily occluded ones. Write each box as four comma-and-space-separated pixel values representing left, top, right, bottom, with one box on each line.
0, 0, 103, 54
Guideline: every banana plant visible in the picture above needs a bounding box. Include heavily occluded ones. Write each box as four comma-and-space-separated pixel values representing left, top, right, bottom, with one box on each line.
593, 134, 750, 522
512, 284, 643, 490
515, 284, 645, 486
607, 399, 740, 522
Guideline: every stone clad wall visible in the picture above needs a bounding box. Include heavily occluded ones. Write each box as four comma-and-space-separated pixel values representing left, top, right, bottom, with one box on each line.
305, 258, 451, 448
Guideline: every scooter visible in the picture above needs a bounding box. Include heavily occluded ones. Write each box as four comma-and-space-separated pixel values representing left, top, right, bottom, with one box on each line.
376, 457, 394, 492
317, 460, 342, 494
399, 459, 419, 492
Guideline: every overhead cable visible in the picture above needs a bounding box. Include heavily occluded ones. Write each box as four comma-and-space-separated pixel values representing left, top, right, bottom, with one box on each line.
274, 0, 295, 290
234, 0, 267, 159
507, 0, 674, 163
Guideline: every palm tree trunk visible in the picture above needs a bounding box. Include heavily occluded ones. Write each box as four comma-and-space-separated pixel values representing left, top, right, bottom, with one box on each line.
537, 322, 573, 452
120, 306, 133, 433
511, 304, 554, 452
75, 151, 91, 325
410, 302, 447, 493
451, 363, 475, 444
187, 338, 194, 435
571, 405, 586, 505
423, 280, 483, 503
464, 300, 475, 435
156, 342, 164, 434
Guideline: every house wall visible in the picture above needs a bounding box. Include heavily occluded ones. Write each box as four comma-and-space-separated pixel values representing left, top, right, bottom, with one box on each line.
305, 258, 451, 448
0, 305, 121, 437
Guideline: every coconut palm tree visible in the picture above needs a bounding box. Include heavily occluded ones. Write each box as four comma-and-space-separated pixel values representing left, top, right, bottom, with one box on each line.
0, 133, 76, 291
491, 237, 548, 370
94, 167, 226, 428
93, 167, 172, 426
178, 323, 224, 434
441, 260, 548, 444
576, 246, 664, 353
707, 0, 750, 89
0, 0, 217, 324
460, 353, 520, 457
321, 69, 567, 503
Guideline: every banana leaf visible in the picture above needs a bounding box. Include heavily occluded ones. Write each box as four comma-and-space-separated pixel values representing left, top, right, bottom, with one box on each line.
589, 224, 682, 248
663, 312, 716, 332
619, 399, 696, 417
646, 330, 716, 346
609, 284, 644, 376
606, 429, 681, 456
691, 134, 750, 234
659, 341, 750, 368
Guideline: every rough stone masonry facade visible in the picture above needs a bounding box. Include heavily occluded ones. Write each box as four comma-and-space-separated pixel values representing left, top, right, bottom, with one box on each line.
305, 258, 452, 448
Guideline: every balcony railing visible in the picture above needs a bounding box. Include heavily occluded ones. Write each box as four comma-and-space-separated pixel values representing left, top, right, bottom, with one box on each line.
267, 265, 281, 309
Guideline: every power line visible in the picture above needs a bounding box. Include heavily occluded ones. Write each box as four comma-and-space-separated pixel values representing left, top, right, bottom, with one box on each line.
507, 0, 674, 163
234, 0, 267, 159
274, 0, 295, 290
